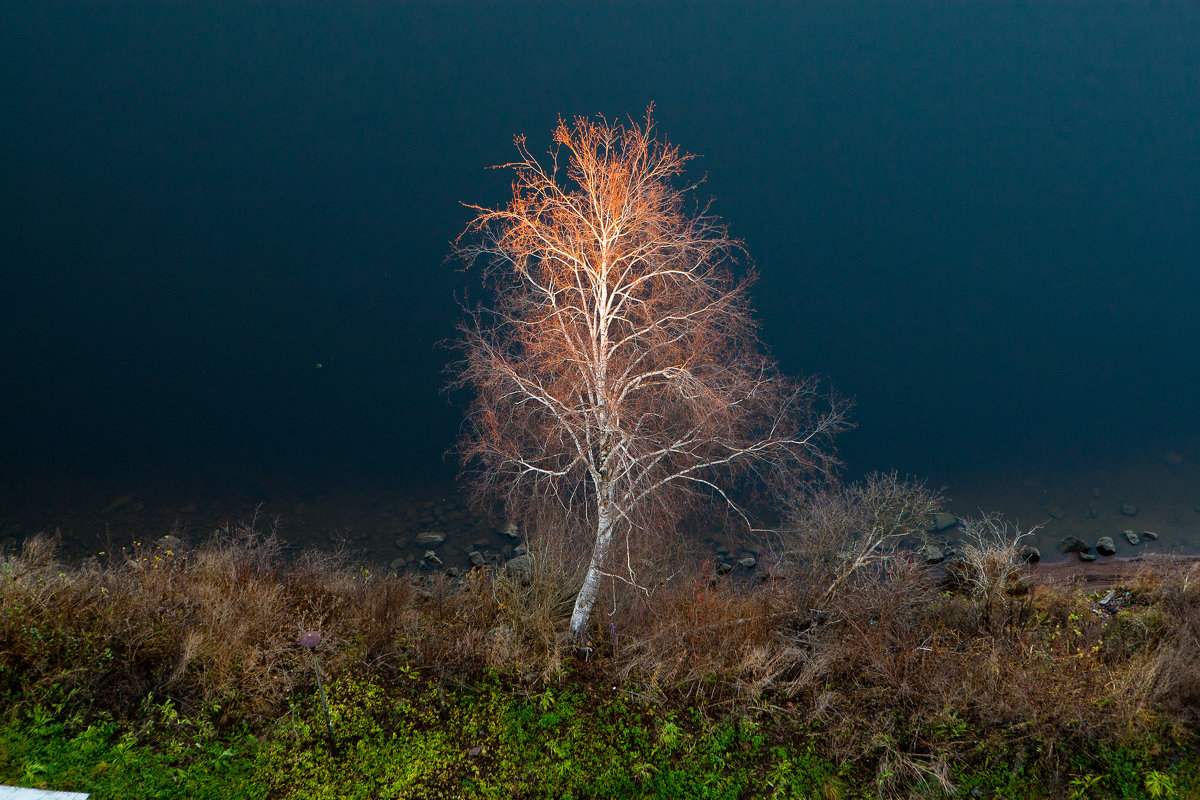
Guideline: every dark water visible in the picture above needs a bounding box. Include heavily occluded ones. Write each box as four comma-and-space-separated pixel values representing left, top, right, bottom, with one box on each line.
3, 4, 1198, 566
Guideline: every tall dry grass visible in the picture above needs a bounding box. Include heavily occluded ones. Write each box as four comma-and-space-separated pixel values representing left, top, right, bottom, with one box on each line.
2, 481, 1197, 790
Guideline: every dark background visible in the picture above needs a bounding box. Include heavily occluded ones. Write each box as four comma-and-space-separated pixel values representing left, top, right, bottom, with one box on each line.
3, 2, 1198, 493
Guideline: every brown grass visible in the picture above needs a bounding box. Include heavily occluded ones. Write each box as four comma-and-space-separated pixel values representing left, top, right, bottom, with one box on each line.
2, 488, 1197, 788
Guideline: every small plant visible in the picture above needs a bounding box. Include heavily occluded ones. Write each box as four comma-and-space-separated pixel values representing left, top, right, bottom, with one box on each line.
1068, 772, 1103, 799
1144, 769, 1176, 799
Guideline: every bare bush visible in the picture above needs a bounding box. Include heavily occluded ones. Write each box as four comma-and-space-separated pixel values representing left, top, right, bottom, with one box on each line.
950, 513, 1036, 632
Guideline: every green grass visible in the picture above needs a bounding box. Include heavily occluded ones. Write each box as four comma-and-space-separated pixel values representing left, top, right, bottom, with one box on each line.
4, 669, 1197, 799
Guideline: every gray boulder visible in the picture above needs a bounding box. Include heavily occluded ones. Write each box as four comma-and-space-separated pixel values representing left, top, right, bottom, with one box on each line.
928, 512, 958, 532
918, 544, 945, 565
1095, 537, 1117, 557
1058, 536, 1089, 554
505, 554, 534, 582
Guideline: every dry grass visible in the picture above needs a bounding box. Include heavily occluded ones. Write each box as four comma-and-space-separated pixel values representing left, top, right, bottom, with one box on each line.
2, 486, 1198, 790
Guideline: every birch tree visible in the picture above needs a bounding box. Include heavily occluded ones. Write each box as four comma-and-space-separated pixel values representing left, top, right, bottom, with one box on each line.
451, 111, 850, 644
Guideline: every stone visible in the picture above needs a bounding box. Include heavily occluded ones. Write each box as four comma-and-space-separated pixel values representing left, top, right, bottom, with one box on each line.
1141, 530, 1158, 540
1095, 536, 1117, 557
1058, 536, 1089, 554
1078, 551, 1097, 562
1090, 486, 1102, 499
1085, 503, 1099, 519
737, 556, 757, 569
918, 544, 945, 565
1018, 545, 1041, 563
498, 521, 520, 540
513, 543, 528, 556
468, 550, 486, 568
715, 561, 734, 575
389, 557, 406, 571
1121, 530, 1139, 546
942, 545, 967, 563
928, 512, 958, 532
445, 567, 460, 579
1047, 506, 1068, 520
1120, 503, 1139, 517
102, 493, 135, 513
505, 554, 534, 582
1005, 575, 1034, 596
423, 550, 443, 567
415, 531, 446, 546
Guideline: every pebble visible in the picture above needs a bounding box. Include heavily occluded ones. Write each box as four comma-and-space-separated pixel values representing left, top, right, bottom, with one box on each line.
1121, 530, 1139, 546
423, 550, 443, 567
1120, 503, 1139, 517
1095, 536, 1117, 557
415, 531, 446, 546
738, 556, 757, 569
1047, 506, 1068, 520
1078, 551, 1097, 562
1141, 530, 1158, 541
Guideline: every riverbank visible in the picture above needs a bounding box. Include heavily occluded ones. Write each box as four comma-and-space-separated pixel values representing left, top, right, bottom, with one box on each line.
2, 500, 1198, 798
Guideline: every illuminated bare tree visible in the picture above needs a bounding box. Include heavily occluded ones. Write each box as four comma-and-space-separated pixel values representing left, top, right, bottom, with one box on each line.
452, 111, 850, 644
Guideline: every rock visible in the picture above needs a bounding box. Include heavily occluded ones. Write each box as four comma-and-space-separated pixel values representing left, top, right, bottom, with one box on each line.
505, 554, 534, 582
1047, 506, 1068, 520
468, 550, 486, 568
1163, 451, 1184, 466
918, 544, 945, 565
1005, 575, 1034, 596
180, 502, 199, 514
1078, 551, 1097, 562
102, 494, 135, 513
1095, 536, 1117, 557
498, 521, 520, 540
1090, 486, 1102, 499
389, 557, 406, 570
737, 556, 757, 569
1058, 536, 1089, 554
445, 567, 460, 579
715, 561, 734, 575
1120, 503, 1139, 517
415, 531, 446, 546
1018, 545, 1041, 563
928, 512, 958, 533
423, 550, 443, 567
1085, 503, 1099, 519
468, 745, 483, 757
156, 535, 183, 552
1121, 530, 1140, 546
513, 543, 528, 556
1141, 530, 1158, 540
942, 545, 967, 563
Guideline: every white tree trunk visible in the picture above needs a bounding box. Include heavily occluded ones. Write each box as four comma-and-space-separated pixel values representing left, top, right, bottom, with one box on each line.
568, 494, 616, 644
